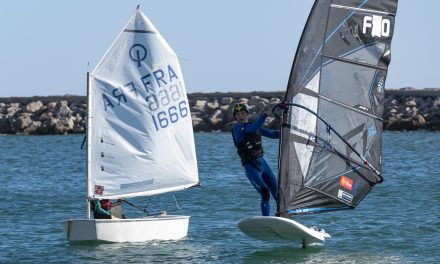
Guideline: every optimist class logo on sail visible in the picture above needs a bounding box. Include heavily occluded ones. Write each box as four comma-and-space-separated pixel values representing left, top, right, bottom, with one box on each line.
101, 43, 189, 132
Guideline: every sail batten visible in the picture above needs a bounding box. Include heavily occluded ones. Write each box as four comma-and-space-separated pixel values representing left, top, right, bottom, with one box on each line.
321, 54, 388, 70
330, 4, 395, 16
93, 182, 199, 200
318, 94, 383, 121
123, 29, 156, 34
278, 0, 398, 216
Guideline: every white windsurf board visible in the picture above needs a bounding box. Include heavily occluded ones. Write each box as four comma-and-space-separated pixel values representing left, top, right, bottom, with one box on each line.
238, 216, 330, 245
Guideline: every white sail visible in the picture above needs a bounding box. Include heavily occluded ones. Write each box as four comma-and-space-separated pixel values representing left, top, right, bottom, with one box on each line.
87, 8, 199, 199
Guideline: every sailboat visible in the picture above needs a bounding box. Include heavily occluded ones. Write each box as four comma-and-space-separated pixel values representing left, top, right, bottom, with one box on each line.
239, 0, 398, 247
63, 6, 199, 242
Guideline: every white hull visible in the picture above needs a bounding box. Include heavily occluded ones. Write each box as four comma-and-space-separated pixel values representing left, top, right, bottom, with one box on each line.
63, 215, 190, 242
238, 216, 330, 245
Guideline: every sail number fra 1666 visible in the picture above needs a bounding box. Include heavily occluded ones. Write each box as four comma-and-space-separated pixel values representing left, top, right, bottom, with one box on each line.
151, 100, 188, 131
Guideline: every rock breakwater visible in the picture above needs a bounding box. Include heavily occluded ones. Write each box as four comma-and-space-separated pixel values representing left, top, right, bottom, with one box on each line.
0, 89, 439, 134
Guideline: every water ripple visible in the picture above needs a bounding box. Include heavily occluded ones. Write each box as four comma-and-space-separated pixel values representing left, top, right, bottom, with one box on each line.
0, 132, 439, 263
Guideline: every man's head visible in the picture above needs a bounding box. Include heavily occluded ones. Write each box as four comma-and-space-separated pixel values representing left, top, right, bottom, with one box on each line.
233, 103, 249, 123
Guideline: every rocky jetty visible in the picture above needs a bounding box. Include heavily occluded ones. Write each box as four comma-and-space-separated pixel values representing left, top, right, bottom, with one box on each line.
0, 96, 86, 135
0, 89, 439, 134
189, 91, 283, 132
383, 89, 440, 131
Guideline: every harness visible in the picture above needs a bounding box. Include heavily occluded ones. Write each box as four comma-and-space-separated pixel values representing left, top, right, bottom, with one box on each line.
232, 124, 264, 166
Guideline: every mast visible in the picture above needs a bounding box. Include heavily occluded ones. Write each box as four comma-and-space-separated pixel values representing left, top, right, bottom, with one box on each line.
86, 71, 91, 219
276, 0, 322, 218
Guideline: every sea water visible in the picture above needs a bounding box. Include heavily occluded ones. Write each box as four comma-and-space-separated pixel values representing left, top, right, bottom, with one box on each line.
0, 132, 439, 263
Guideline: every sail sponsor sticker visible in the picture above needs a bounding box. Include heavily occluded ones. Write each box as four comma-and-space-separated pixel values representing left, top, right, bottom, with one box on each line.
338, 189, 353, 203
352, 181, 360, 196
362, 15, 391, 38
339, 176, 353, 191
375, 74, 386, 93
368, 126, 377, 137
94, 185, 104, 195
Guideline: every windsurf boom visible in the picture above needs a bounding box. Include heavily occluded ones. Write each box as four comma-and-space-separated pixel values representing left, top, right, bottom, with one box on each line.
276, 0, 398, 217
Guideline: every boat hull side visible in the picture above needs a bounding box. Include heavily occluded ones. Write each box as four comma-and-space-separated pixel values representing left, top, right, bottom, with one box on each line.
62, 215, 190, 242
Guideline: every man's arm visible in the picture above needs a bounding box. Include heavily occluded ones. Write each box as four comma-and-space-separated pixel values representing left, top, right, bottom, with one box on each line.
260, 127, 280, 139
244, 114, 267, 133
94, 201, 112, 216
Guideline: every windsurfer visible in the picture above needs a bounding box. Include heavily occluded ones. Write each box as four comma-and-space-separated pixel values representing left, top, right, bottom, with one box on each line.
231, 103, 279, 216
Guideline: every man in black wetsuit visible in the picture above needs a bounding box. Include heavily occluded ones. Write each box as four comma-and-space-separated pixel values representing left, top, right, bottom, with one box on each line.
231, 103, 279, 216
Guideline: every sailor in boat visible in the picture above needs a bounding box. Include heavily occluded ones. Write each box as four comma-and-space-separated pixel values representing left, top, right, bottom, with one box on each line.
90, 199, 123, 219
231, 103, 279, 216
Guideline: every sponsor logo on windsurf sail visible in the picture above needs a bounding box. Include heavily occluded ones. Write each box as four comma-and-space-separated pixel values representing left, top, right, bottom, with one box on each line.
368, 126, 377, 137
358, 105, 368, 111
352, 181, 360, 196
376, 74, 386, 93
340, 176, 353, 191
362, 15, 391, 38
338, 189, 353, 203
290, 208, 314, 214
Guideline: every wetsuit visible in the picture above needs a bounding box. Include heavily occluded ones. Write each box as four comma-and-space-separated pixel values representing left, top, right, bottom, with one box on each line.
232, 114, 279, 216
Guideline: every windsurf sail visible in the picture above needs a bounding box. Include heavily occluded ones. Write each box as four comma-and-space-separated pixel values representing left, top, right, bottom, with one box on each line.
277, 0, 398, 216
87, 7, 199, 200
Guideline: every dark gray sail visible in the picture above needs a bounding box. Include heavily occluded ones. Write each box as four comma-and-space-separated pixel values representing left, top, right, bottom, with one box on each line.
277, 0, 398, 216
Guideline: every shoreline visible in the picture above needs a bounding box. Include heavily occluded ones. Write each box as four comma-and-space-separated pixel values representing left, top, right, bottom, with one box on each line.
1, 88, 439, 134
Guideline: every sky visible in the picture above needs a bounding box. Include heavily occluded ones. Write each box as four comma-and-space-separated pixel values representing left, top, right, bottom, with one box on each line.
0, 0, 438, 97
